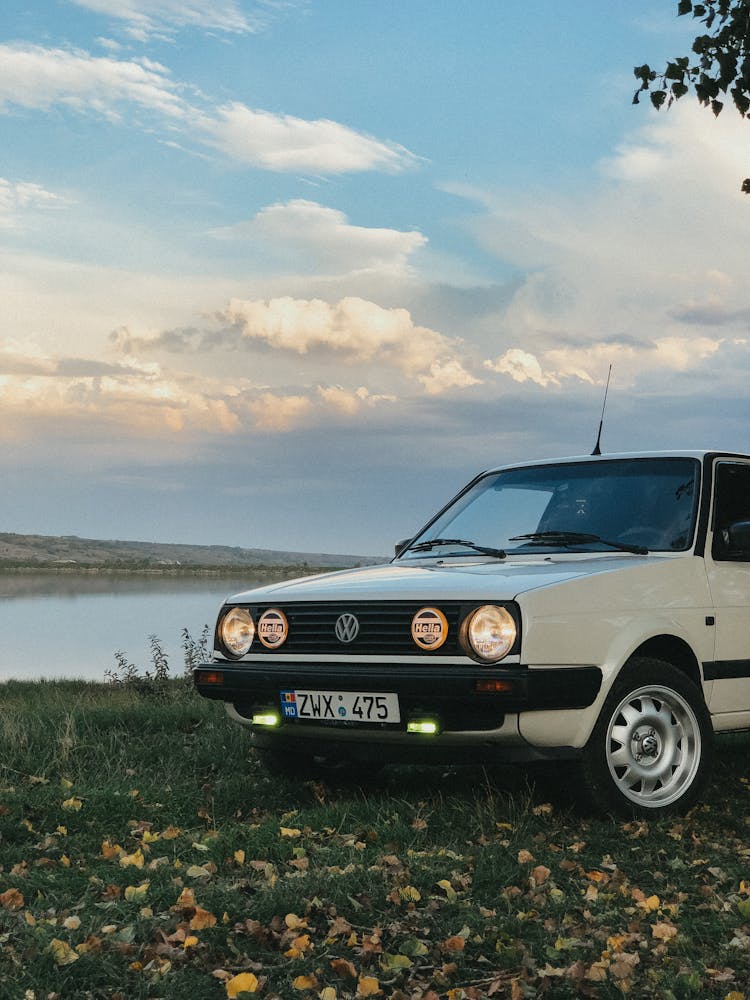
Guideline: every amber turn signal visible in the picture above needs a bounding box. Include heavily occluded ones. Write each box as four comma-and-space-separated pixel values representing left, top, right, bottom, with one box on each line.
198, 670, 225, 686
475, 678, 513, 693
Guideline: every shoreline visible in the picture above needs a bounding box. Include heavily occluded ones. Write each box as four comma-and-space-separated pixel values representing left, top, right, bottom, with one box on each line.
0, 562, 345, 577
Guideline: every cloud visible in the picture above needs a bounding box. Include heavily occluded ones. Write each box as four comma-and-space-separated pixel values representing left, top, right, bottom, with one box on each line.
0, 44, 417, 176
112, 295, 481, 394
317, 384, 396, 415
671, 295, 750, 327
0, 337, 405, 440
484, 335, 723, 390
0, 338, 134, 377
210, 200, 427, 275
218, 295, 479, 387
484, 348, 561, 388
0, 339, 237, 436
196, 102, 417, 174
70, 0, 287, 41
244, 391, 313, 431
0, 44, 185, 120
443, 102, 750, 399
418, 359, 481, 395
0, 179, 69, 229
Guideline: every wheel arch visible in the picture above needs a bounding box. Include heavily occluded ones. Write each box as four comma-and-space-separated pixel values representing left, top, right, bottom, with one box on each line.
625, 634, 703, 692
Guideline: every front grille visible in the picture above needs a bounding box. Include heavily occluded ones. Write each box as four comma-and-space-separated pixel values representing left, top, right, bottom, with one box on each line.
238, 601, 470, 656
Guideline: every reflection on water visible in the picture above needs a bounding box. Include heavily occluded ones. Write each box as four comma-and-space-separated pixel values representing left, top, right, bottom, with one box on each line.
0, 572, 281, 682
0, 573, 270, 600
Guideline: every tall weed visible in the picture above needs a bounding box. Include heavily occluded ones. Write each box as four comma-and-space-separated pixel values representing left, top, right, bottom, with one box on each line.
105, 625, 209, 699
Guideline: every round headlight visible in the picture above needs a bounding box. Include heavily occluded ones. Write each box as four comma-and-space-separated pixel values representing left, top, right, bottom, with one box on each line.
219, 607, 255, 657
462, 605, 516, 662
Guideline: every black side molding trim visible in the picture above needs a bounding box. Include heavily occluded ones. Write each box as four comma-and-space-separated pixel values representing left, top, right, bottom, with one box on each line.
703, 659, 750, 681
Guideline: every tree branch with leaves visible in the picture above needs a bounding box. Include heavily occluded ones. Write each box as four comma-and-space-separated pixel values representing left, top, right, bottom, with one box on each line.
633, 0, 750, 191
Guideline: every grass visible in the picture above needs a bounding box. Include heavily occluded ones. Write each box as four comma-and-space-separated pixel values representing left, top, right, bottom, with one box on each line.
3, 677, 750, 999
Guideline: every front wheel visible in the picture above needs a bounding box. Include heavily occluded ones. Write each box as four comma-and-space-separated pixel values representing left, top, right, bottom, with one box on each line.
582, 658, 712, 816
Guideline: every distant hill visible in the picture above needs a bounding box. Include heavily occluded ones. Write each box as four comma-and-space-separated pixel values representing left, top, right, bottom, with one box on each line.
0, 532, 385, 572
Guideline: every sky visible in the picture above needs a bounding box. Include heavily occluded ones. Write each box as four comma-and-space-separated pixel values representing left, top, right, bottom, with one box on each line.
2, 1, 750, 557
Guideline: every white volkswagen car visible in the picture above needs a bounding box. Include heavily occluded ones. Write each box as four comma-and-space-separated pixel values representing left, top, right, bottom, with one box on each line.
195, 451, 750, 815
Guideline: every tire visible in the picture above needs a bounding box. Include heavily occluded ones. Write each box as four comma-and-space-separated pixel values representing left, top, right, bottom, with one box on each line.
582, 657, 712, 816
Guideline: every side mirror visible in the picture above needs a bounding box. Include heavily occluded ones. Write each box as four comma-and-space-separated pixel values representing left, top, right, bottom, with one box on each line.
394, 538, 412, 557
726, 520, 750, 551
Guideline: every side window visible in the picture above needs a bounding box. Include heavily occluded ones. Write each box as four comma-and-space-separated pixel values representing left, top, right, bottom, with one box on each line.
712, 462, 750, 561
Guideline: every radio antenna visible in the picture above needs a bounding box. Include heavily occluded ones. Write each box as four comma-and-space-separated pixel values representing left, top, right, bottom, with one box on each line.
591, 364, 612, 456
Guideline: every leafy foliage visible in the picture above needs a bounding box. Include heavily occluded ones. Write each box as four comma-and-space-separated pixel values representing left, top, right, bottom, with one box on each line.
633, 0, 750, 191
105, 626, 211, 699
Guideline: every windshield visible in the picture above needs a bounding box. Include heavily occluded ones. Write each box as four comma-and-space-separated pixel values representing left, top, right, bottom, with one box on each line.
399, 457, 700, 559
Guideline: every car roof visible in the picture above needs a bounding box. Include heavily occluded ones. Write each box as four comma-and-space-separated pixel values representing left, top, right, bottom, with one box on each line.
482, 450, 750, 476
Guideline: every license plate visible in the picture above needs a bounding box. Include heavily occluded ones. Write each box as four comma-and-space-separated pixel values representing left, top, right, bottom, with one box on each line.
280, 689, 400, 723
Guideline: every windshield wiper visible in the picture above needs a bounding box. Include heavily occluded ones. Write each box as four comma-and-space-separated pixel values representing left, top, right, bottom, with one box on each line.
509, 530, 648, 555
406, 537, 507, 559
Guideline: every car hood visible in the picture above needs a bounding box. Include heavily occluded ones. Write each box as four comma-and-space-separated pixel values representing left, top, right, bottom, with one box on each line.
225, 554, 656, 604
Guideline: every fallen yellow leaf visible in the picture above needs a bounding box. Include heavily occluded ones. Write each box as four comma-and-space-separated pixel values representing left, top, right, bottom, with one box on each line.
606, 933, 629, 952
441, 936, 466, 953
281, 827, 302, 838
399, 885, 421, 902
381, 952, 412, 971
357, 976, 380, 997
285, 933, 313, 959
639, 894, 660, 911
119, 849, 145, 869
175, 887, 197, 908
225, 972, 259, 997
609, 953, 640, 979
437, 878, 457, 901
101, 840, 123, 860
186, 864, 211, 878
293, 974, 319, 990
531, 865, 551, 885
124, 882, 150, 902
61, 796, 82, 811
49, 938, 79, 966
190, 906, 217, 930
0, 888, 24, 911
652, 922, 678, 942
330, 957, 357, 978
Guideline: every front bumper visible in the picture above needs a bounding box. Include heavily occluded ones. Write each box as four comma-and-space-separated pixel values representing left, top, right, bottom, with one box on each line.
194, 659, 602, 736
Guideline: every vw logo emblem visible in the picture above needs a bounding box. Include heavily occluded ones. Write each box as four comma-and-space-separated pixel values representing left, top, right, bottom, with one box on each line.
335, 613, 360, 643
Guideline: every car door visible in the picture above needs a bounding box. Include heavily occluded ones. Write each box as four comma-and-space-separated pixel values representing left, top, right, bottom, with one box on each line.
705, 458, 750, 714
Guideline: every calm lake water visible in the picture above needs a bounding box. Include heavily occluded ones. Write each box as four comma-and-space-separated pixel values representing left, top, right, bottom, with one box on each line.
0, 573, 276, 682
